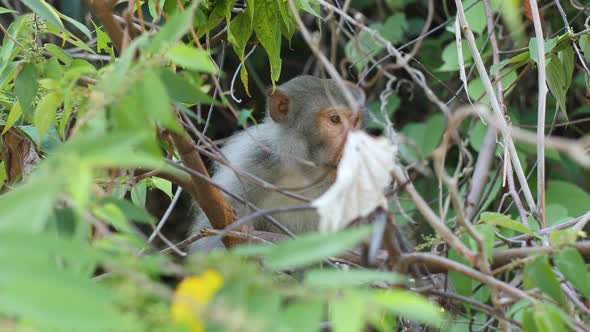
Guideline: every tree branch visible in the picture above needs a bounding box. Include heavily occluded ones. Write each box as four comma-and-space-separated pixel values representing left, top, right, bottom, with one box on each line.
87, 0, 126, 54
400, 253, 534, 301
529, 0, 548, 227
454, 0, 538, 216
168, 131, 237, 232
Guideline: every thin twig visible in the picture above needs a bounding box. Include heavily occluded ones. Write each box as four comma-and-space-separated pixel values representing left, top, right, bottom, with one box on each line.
424, 289, 522, 328
391, 165, 476, 263
528, 0, 548, 228
400, 253, 535, 301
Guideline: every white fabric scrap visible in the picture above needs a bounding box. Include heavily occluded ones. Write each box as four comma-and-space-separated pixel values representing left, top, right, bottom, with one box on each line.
313, 131, 398, 232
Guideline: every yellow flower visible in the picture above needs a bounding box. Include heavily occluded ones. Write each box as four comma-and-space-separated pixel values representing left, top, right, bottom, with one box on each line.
171, 270, 224, 332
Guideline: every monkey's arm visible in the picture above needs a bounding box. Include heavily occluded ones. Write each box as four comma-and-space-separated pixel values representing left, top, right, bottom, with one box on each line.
188, 124, 279, 252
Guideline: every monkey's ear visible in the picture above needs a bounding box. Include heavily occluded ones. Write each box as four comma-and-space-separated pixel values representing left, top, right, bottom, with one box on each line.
344, 81, 366, 107
268, 88, 290, 123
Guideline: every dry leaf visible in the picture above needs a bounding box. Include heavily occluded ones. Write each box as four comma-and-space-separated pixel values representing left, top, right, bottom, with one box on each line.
0, 128, 40, 185
313, 130, 397, 232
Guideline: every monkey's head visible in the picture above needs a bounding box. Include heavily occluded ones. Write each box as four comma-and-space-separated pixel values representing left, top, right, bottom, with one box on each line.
266, 75, 366, 171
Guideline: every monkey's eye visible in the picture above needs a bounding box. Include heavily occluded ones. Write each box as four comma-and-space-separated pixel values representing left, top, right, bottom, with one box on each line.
329, 115, 341, 124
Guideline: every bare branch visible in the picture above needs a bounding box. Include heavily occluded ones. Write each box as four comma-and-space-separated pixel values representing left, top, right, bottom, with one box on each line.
528, 0, 548, 227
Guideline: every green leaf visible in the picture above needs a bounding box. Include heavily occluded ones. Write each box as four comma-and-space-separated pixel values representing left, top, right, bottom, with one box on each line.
147, 3, 196, 53
244, 287, 282, 318
99, 35, 145, 96
0, 231, 99, 269
546, 54, 568, 116
579, 34, 590, 63
151, 177, 173, 199
281, 300, 323, 332
58, 94, 73, 138
99, 196, 156, 224
0, 177, 62, 232
0, 162, 5, 186
1, 16, 27, 64
0, 63, 17, 91
0, 7, 18, 14
254, 0, 282, 86
545, 204, 569, 226
18, 125, 61, 152
56, 131, 173, 172
304, 269, 406, 288
295, 0, 321, 18
344, 30, 384, 72
373, 13, 407, 44
468, 69, 517, 103
522, 307, 536, 332
529, 37, 557, 64
66, 161, 92, 208
131, 180, 148, 208
240, 65, 250, 96
277, 0, 295, 40
237, 109, 253, 126
54, 30, 95, 53
516, 141, 561, 163
0, 265, 122, 332
477, 172, 502, 213
330, 293, 366, 332
245, 0, 255, 21
489, 51, 530, 75
166, 44, 217, 73
15, 62, 39, 114
554, 247, 590, 298
438, 40, 473, 72
20, 0, 64, 32
399, 114, 444, 162
199, 0, 237, 36
546, 180, 590, 217
531, 303, 568, 332
58, 12, 91, 39
43, 57, 62, 81
231, 243, 275, 257
524, 256, 566, 307
2, 101, 22, 134
265, 226, 373, 270
227, 10, 254, 94
479, 212, 540, 238
44, 43, 72, 65
137, 70, 180, 131
148, 0, 166, 19
475, 223, 494, 263
159, 68, 215, 105
464, 0, 486, 34
448, 242, 473, 298
374, 289, 445, 325
559, 44, 574, 91
91, 21, 114, 58
92, 203, 132, 233
34, 91, 61, 140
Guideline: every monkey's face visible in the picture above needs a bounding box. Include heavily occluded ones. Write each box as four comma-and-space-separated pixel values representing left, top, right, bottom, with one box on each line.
313, 106, 363, 171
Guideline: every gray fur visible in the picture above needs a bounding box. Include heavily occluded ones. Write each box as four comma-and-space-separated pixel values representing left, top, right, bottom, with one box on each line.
189, 76, 365, 253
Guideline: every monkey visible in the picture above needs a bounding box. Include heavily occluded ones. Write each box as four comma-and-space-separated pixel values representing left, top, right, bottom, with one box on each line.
189, 75, 366, 252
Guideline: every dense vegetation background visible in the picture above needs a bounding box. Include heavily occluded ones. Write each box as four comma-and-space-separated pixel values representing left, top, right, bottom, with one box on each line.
0, 0, 589, 331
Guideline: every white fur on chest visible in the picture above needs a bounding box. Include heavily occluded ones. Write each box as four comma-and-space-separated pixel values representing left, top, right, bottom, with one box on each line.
255, 167, 329, 234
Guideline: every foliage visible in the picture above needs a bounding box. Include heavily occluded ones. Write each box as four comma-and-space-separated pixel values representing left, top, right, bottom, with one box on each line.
0, 0, 589, 331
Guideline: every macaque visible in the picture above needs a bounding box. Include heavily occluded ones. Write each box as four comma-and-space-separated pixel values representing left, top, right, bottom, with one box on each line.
189, 75, 366, 252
